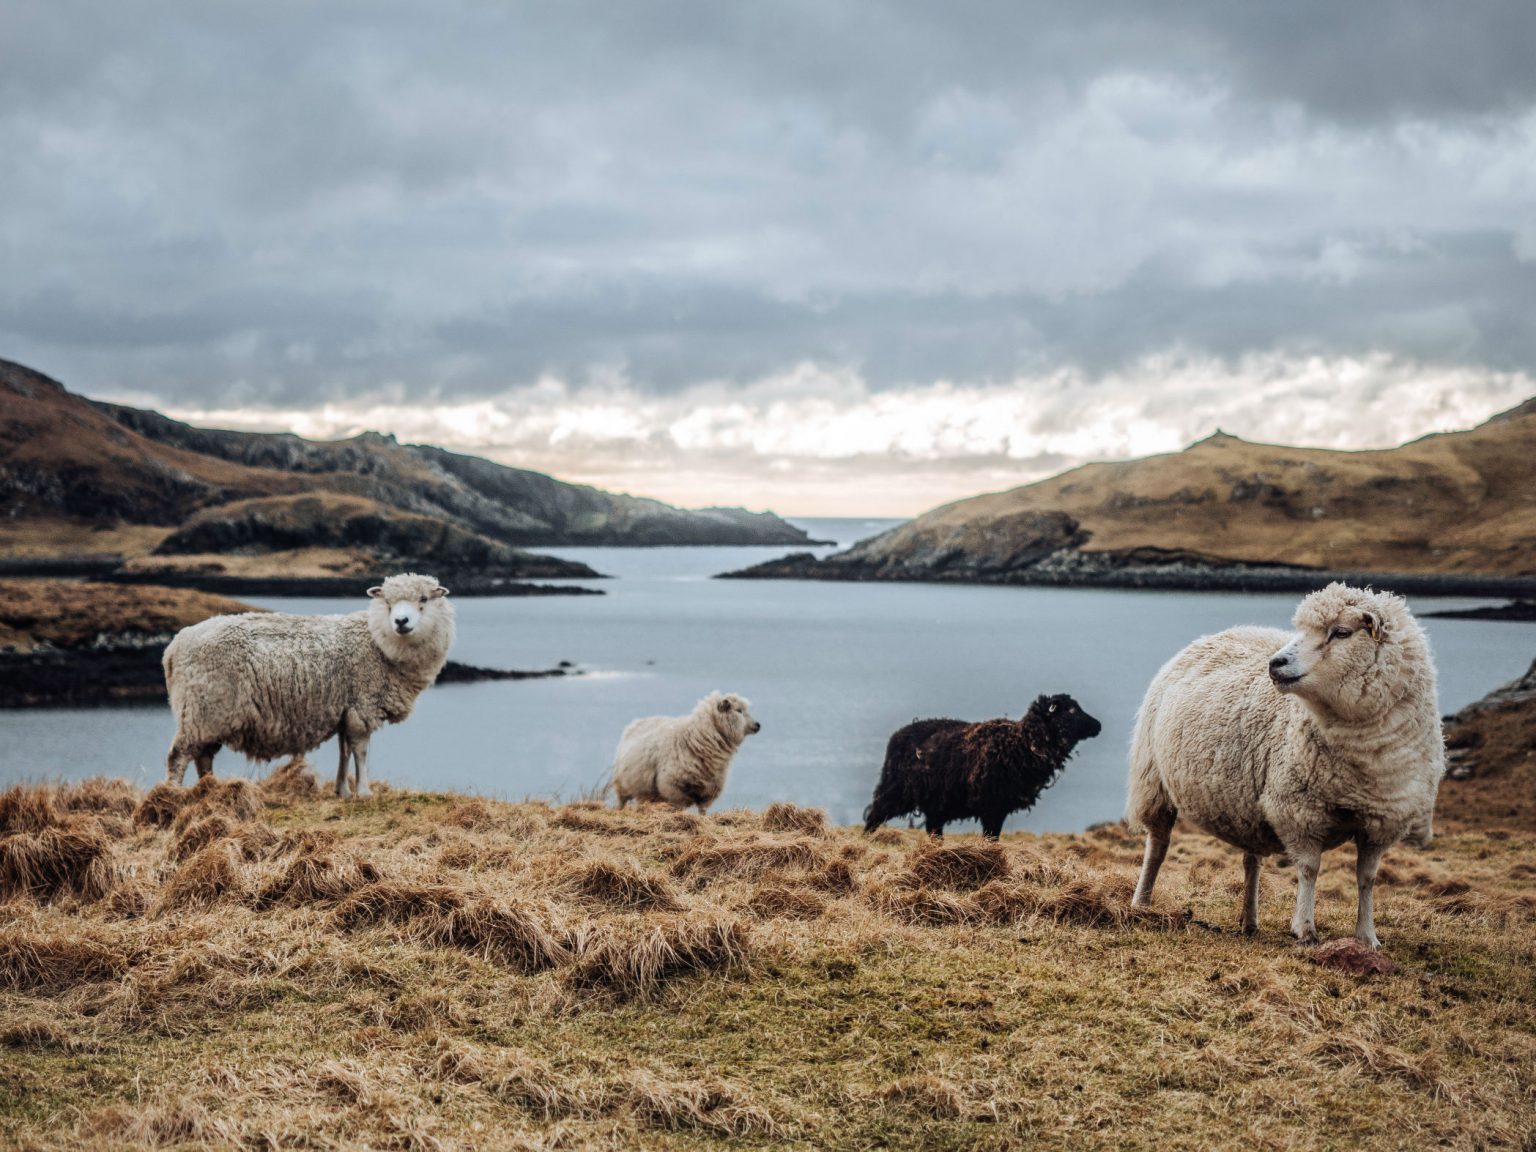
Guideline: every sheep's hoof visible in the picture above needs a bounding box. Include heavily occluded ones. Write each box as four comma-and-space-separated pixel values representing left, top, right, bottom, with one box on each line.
1241, 922, 1258, 937
1355, 932, 1381, 949
1292, 928, 1320, 945
355, 786, 372, 799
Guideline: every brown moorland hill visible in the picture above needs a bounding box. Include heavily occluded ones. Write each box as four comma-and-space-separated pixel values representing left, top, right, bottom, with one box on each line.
0, 763, 1530, 1150
0, 580, 256, 653
731, 398, 1536, 585
0, 360, 815, 574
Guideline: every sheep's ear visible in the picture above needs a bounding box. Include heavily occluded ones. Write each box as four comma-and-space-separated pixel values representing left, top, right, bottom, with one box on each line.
1362, 611, 1382, 641
430, 586, 449, 599
718, 697, 732, 713
367, 586, 384, 599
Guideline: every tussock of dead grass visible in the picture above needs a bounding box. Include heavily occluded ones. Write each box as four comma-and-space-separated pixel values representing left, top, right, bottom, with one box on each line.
0, 784, 58, 835
762, 801, 826, 836
1, 779, 1533, 1150
876, 1074, 967, 1119
255, 848, 382, 909
570, 858, 682, 912
565, 913, 751, 1000
54, 777, 138, 819
0, 818, 117, 902
131, 782, 187, 828
665, 834, 827, 884
0, 918, 138, 990
335, 881, 571, 973
0, 783, 123, 904
745, 883, 826, 920
260, 754, 319, 799
173, 776, 260, 829
156, 841, 248, 911
908, 840, 1009, 889
622, 1068, 779, 1137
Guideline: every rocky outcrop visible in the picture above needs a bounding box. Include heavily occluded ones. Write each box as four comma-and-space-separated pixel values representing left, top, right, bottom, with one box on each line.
151, 494, 598, 578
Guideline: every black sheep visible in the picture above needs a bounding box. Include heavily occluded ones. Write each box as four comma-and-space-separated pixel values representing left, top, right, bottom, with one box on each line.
863, 694, 1102, 839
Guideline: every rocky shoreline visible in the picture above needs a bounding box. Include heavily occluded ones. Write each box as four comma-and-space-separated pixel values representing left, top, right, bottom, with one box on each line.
0, 643, 575, 709
1424, 600, 1536, 622
718, 550, 1536, 599
102, 570, 604, 598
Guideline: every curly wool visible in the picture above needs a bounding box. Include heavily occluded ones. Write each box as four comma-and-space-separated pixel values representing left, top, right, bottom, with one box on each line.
164, 573, 454, 767
1127, 582, 1443, 944
610, 692, 759, 813
864, 694, 1102, 839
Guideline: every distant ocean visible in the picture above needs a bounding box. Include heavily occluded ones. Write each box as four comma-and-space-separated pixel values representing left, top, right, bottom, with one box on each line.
4, 515, 1530, 834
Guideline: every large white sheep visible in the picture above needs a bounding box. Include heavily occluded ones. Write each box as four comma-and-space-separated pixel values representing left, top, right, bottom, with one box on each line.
1127, 582, 1443, 947
163, 573, 454, 798
610, 692, 761, 812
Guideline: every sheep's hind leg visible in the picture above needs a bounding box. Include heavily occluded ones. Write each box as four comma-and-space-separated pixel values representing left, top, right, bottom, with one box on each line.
1289, 844, 1323, 944
1131, 827, 1172, 908
1353, 839, 1386, 948
1240, 852, 1261, 935
980, 815, 1004, 841
924, 814, 945, 838
192, 744, 219, 780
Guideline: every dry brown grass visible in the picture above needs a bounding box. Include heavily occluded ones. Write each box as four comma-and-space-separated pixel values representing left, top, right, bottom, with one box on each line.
0, 777, 1532, 1150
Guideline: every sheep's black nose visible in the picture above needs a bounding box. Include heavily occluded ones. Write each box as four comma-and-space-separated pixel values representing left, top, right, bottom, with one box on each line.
1268, 655, 1287, 671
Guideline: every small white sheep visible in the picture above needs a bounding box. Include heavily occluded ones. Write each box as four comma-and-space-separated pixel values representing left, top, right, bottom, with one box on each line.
163, 573, 454, 798
610, 692, 761, 812
1127, 582, 1443, 947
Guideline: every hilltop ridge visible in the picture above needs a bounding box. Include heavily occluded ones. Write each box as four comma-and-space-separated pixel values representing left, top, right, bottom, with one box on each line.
726, 397, 1536, 591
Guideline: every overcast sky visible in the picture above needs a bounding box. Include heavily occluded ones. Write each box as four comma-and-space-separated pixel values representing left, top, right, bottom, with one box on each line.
4, 2, 1535, 514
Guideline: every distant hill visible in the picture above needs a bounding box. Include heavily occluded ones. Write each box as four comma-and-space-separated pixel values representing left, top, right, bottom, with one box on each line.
0, 360, 815, 586
726, 398, 1536, 592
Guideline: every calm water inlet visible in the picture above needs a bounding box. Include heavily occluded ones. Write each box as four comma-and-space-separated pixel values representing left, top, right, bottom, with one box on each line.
3, 517, 1530, 834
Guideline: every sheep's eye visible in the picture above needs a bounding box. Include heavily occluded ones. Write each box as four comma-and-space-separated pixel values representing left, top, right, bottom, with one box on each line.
1329, 627, 1352, 641
1048, 703, 1057, 713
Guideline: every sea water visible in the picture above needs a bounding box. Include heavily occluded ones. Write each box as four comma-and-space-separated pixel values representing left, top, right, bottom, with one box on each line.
3, 517, 1530, 834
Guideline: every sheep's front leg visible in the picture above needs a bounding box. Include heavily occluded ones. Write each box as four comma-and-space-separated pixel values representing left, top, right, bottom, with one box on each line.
1131, 830, 1170, 908
335, 731, 351, 798
351, 733, 372, 799
1289, 844, 1323, 944
1354, 840, 1386, 948
1240, 852, 1261, 935
166, 740, 191, 786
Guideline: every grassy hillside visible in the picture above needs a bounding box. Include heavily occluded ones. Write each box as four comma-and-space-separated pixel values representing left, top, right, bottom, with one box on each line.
0, 580, 256, 653
0, 359, 814, 576
756, 398, 1536, 584
1, 762, 1531, 1150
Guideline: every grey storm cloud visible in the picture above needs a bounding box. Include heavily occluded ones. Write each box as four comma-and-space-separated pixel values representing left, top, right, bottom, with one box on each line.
2, 0, 1535, 408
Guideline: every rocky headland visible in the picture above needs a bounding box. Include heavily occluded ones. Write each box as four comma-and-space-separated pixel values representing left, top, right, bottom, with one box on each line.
723, 398, 1536, 597
0, 358, 817, 599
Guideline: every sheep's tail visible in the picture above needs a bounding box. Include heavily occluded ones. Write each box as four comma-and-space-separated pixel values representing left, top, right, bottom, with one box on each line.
1125, 694, 1173, 835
